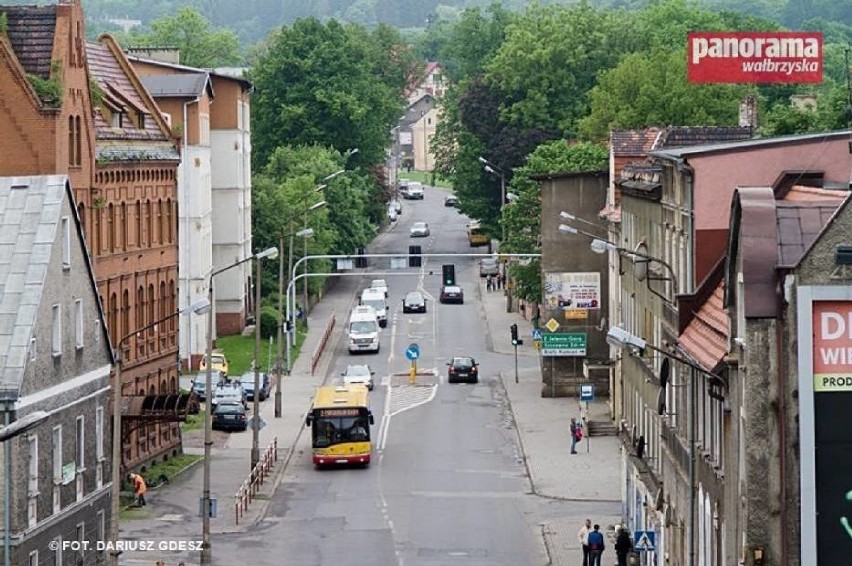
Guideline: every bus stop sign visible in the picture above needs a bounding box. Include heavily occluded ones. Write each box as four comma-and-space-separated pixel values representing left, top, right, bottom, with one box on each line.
405, 343, 420, 361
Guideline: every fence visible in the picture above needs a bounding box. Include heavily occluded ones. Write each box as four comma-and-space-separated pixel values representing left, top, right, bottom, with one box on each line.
234, 437, 278, 525
310, 311, 336, 375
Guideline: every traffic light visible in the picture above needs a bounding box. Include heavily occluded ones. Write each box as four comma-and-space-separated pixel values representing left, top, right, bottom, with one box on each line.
408, 245, 422, 267
442, 264, 456, 286
510, 324, 519, 346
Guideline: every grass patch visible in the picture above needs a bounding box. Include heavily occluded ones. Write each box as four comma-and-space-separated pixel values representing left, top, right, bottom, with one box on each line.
144, 453, 202, 485
216, 326, 309, 376
399, 171, 452, 189
180, 410, 205, 433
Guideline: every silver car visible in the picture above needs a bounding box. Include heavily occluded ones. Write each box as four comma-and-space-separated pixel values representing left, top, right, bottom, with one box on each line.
342, 364, 375, 390
410, 222, 430, 237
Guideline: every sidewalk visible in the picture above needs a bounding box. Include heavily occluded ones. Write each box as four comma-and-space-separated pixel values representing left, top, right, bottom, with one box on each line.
120, 250, 624, 565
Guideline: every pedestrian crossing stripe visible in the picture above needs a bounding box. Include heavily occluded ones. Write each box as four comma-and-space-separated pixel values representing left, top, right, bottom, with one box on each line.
633, 530, 656, 551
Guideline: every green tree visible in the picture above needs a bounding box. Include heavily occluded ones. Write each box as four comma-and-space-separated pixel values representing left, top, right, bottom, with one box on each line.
502, 141, 609, 303
485, 2, 632, 136
577, 47, 748, 140
117, 7, 243, 68
249, 17, 405, 170
433, 4, 515, 83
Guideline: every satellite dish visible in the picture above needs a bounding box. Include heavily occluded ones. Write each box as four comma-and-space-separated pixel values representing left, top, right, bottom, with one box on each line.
659, 358, 670, 389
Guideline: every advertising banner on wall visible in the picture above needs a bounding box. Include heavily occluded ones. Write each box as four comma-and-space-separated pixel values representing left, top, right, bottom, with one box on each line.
543, 272, 600, 312
803, 298, 852, 563
687, 31, 823, 84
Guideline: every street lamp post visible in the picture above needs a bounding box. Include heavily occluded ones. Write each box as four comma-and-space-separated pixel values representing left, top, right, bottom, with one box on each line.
109, 298, 211, 566
274, 200, 326, 419
251, 248, 278, 471
201, 247, 277, 565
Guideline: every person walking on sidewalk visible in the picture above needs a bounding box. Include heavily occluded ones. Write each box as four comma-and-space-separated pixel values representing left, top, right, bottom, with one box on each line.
615, 524, 633, 566
486, 275, 494, 292
587, 523, 605, 566
570, 418, 583, 454
578, 518, 592, 566
128, 472, 147, 507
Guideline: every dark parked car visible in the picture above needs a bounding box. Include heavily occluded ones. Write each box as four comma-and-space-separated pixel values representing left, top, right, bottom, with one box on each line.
447, 357, 479, 384
439, 285, 464, 304
444, 194, 458, 207
239, 372, 271, 401
190, 371, 222, 402
212, 402, 247, 432
402, 291, 427, 313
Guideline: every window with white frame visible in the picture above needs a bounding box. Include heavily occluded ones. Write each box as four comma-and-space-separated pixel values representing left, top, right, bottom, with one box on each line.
62, 216, 71, 268
52, 304, 62, 356
28, 550, 38, 566
75, 299, 84, 349
736, 272, 746, 343
29, 337, 36, 361
75, 415, 84, 471
53, 536, 62, 566
28, 434, 38, 526
96, 406, 104, 460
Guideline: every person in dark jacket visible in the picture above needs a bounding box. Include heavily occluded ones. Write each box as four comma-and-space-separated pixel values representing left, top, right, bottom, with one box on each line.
587, 524, 605, 566
615, 525, 633, 566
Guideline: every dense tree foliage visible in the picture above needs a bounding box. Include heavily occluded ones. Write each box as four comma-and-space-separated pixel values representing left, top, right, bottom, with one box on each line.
249, 17, 407, 171
113, 7, 243, 68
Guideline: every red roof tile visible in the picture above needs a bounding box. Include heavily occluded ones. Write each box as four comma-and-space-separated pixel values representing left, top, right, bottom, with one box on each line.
679, 281, 728, 371
0, 5, 57, 79
610, 128, 661, 156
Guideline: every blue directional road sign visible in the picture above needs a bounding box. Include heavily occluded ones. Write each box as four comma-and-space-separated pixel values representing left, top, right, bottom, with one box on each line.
531, 328, 543, 340
633, 530, 656, 552
405, 343, 420, 361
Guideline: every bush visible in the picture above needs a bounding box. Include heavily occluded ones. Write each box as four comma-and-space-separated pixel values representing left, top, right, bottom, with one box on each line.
260, 305, 279, 339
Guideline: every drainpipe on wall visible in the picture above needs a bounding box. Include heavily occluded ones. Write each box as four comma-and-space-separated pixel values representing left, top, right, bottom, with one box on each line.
183, 97, 200, 368
776, 272, 793, 566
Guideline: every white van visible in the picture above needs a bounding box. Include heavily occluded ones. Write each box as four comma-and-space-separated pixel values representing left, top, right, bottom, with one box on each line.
360, 289, 388, 327
348, 308, 380, 353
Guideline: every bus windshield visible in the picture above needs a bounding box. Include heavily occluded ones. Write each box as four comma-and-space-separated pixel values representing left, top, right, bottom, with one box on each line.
312, 414, 370, 448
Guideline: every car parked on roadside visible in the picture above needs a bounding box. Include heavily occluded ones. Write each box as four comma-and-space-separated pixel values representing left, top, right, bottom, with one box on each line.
402, 291, 427, 313
212, 402, 248, 432
410, 222, 430, 237
402, 182, 424, 200
342, 364, 375, 390
239, 371, 271, 402
190, 371, 222, 402
439, 285, 464, 304
200, 351, 229, 378
447, 356, 479, 384
211, 382, 246, 409
444, 194, 458, 207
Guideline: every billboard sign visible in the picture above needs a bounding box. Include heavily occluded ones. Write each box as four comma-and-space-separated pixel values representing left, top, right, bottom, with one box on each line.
688, 32, 823, 84
544, 272, 601, 311
798, 293, 852, 565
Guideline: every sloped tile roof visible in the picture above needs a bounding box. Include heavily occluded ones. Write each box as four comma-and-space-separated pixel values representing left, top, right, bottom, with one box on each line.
651, 129, 852, 160
776, 188, 845, 268
678, 281, 728, 371
658, 126, 754, 149
611, 128, 662, 156
0, 176, 64, 391
0, 4, 57, 79
86, 40, 173, 146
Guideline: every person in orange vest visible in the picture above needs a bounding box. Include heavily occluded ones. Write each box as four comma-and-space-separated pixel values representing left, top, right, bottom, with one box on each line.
127, 472, 147, 507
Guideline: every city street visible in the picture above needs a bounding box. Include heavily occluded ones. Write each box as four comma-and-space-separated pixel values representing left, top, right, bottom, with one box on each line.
118, 184, 622, 566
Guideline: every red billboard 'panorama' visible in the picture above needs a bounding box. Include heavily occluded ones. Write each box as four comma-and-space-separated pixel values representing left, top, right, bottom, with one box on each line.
687, 32, 822, 84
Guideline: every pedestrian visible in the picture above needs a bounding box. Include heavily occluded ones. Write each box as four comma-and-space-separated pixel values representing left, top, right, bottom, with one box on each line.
127, 472, 147, 507
486, 275, 493, 292
615, 524, 633, 566
587, 523, 605, 566
495, 272, 503, 290
500, 273, 507, 290
570, 418, 583, 454
578, 518, 592, 566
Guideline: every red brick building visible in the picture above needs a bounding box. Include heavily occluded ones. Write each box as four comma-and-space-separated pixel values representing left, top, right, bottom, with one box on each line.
0, 0, 184, 471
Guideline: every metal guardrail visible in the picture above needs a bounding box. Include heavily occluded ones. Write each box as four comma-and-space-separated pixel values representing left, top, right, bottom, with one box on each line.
234, 437, 278, 525
310, 311, 336, 375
